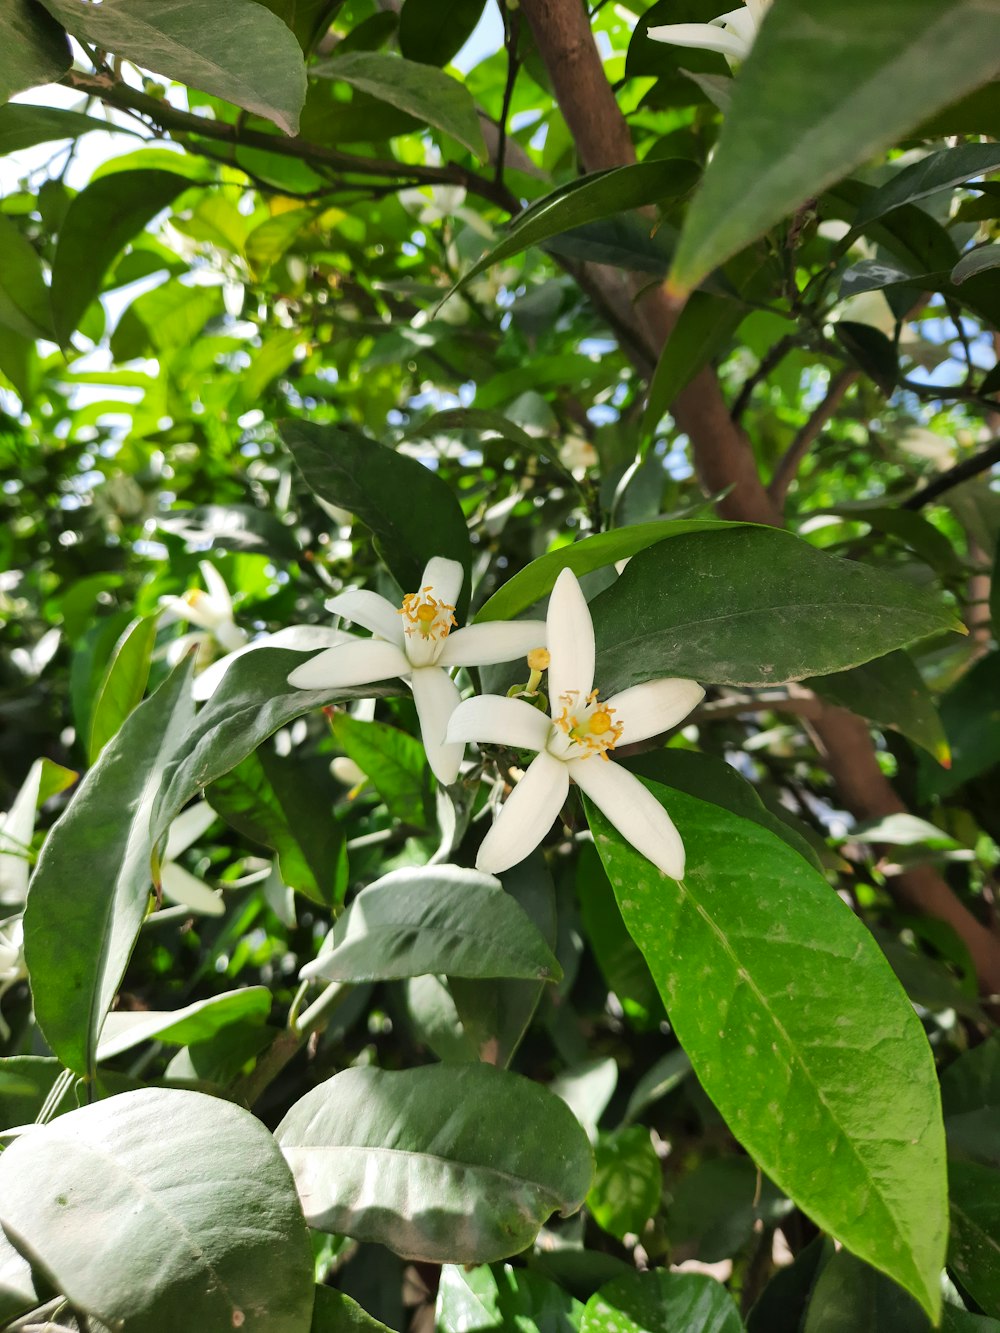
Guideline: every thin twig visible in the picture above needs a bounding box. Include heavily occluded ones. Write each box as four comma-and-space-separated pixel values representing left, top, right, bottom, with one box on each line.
730, 333, 797, 423
495, 3, 521, 187
902, 435, 1000, 510
768, 368, 857, 506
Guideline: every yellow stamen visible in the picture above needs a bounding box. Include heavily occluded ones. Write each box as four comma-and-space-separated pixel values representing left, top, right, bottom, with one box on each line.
554, 689, 622, 759
398, 586, 457, 640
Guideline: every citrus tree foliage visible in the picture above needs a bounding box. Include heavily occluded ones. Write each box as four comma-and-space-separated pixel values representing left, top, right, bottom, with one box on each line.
2, 0, 1000, 1328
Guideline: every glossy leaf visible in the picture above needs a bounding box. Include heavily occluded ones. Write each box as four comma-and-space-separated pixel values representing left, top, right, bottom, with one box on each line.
96, 985, 271, 1061
303, 864, 561, 983
436, 1263, 584, 1332
37, 0, 308, 134
589, 526, 960, 693
582, 1270, 743, 1333
317, 50, 486, 158
953, 244, 1000, 285
329, 710, 431, 826
669, 0, 1000, 295
1, 0, 70, 105
49, 170, 193, 343
88, 614, 157, 762
280, 419, 472, 615
587, 1126, 662, 1241
23, 661, 195, 1077
587, 780, 947, 1320
0, 1087, 314, 1332
852, 143, 1000, 231
275, 1063, 593, 1262
398, 0, 486, 66
641, 292, 745, 439
807, 651, 950, 765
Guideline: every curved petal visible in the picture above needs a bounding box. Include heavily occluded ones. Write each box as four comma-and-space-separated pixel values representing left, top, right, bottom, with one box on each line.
420, 556, 464, 609
570, 758, 686, 880
744, 0, 770, 26
547, 568, 595, 707
476, 752, 570, 875
268, 625, 354, 652
713, 7, 757, 47
646, 20, 749, 60
606, 678, 705, 746
198, 561, 233, 620
163, 801, 217, 860
411, 665, 464, 785
438, 619, 547, 668
0, 760, 42, 907
325, 589, 404, 646
287, 639, 410, 690
447, 693, 550, 752
159, 593, 219, 634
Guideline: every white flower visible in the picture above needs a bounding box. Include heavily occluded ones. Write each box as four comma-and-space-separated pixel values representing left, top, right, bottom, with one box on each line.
647, 0, 770, 66
287, 556, 547, 786
447, 568, 704, 878
159, 802, 225, 917
0, 761, 44, 908
0, 913, 26, 1041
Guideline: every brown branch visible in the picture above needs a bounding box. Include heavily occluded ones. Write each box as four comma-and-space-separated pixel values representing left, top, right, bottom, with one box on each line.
768, 369, 858, 508
902, 436, 1000, 511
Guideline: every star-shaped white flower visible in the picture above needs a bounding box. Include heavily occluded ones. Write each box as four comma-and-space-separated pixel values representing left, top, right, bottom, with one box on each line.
447, 568, 704, 878
287, 556, 547, 786
648, 0, 770, 66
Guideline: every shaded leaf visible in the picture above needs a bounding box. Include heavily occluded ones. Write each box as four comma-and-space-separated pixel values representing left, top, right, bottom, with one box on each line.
96, 986, 271, 1062
953, 244, 1000, 285
802, 1249, 928, 1333
0, 214, 54, 341
88, 615, 157, 763
398, 0, 486, 67
950, 1158, 1000, 1318
1, 0, 70, 105
311, 1285, 393, 1332
853, 143, 1000, 231
642, 292, 745, 439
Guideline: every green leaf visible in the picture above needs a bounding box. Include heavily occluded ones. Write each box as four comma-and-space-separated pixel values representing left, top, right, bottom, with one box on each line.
920, 652, 1000, 799
577, 843, 664, 1024
451, 160, 699, 297
1, 0, 70, 105
0, 102, 136, 154
641, 292, 745, 440
305, 864, 562, 984
280, 419, 472, 615
23, 660, 195, 1078
275, 1063, 593, 1263
207, 748, 347, 907
96, 986, 271, 1062
475, 519, 729, 623
0, 1087, 314, 1332
834, 321, 897, 395
589, 526, 960, 693
746, 1235, 832, 1333
88, 615, 158, 763
150, 646, 400, 854
316, 50, 486, 159
37, 0, 307, 134
587, 1126, 662, 1241
950, 1158, 1000, 1318
667, 1158, 789, 1263
587, 779, 947, 1320
807, 651, 950, 765
329, 710, 431, 826
953, 244, 1000, 286
49, 169, 194, 343
398, 0, 486, 67
311, 1285, 394, 1332
852, 143, 1000, 231
802, 1250, 928, 1333
436, 1264, 585, 1332
0, 214, 54, 341
582, 1270, 743, 1333
669, 0, 1000, 295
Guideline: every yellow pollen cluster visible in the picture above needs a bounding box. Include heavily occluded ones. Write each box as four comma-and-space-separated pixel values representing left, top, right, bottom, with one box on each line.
398, 586, 457, 640
527, 647, 550, 671
554, 689, 623, 760
183, 589, 208, 609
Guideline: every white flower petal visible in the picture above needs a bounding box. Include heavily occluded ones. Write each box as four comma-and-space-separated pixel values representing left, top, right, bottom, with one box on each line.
163, 801, 217, 860
743, 0, 770, 28
570, 758, 686, 880
166, 630, 206, 666
287, 639, 410, 691
606, 678, 705, 746
713, 7, 756, 47
446, 694, 550, 751
0, 760, 42, 907
159, 860, 225, 917
438, 619, 547, 668
420, 556, 464, 609
215, 621, 248, 654
547, 568, 595, 706
646, 20, 749, 60
268, 626, 354, 652
476, 751, 570, 875
198, 561, 234, 621
411, 665, 464, 785
325, 590, 405, 646
159, 593, 219, 634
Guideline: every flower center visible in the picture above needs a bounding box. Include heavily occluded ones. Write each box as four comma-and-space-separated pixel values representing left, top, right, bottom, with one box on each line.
553, 689, 623, 760
399, 586, 456, 641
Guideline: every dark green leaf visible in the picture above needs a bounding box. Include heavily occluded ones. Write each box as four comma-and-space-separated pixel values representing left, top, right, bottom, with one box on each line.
276, 1063, 593, 1263
835, 321, 897, 394
942, 1033, 1000, 1119
316, 50, 486, 158
88, 615, 157, 763
668, 1158, 789, 1264
0, 214, 54, 341
1, 0, 70, 105
305, 864, 562, 984
0, 102, 138, 154
953, 244, 1000, 285
746, 1235, 832, 1333
950, 1158, 1000, 1317
37, 0, 307, 134
669, 0, 1000, 294
853, 143, 1000, 231
642, 292, 745, 439
587, 780, 947, 1320
587, 1126, 662, 1241
807, 651, 950, 765
802, 1250, 928, 1333
398, 0, 486, 67
590, 527, 961, 693
582, 1270, 743, 1333
280, 419, 472, 615
23, 660, 195, 1077
311, 1285, 393, 1332
920, 652, 1000, 799
50, 170, 193, 344
329, 710, 431, 826
576, 843, 664, 1023
0, 1088, 314, 1332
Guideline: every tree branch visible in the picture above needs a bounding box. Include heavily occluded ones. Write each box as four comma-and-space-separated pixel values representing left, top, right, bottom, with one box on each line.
902, 436, 1000, 511
768, 369, 858, 508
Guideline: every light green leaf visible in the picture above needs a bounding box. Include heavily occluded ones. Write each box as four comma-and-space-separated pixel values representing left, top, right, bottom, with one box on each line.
436, 1263, 585, 1332
587, 780, 947, 1320
276, 1063, 593, 1263
807, 651, 950, 765
329, 710, 431, 827
475, 519, 729, 623
587, 1127, 662, 1241
304, 864, 562, 984
582, 1270, 743, 1333
96, 986, 271, 1062
23, 661, 195, 1078
1, 0, 70, 105
641, 292, 745, 440
37, 0, 307, 134
316, 50, 486, 159
50, 169, 193, 343
88, 615, 158, 763
669, 0, 1000, 295
0, 214, 54, 341
0, 1087, 314, 1332
280, 418, 473, 616
589, 526, 961, 692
